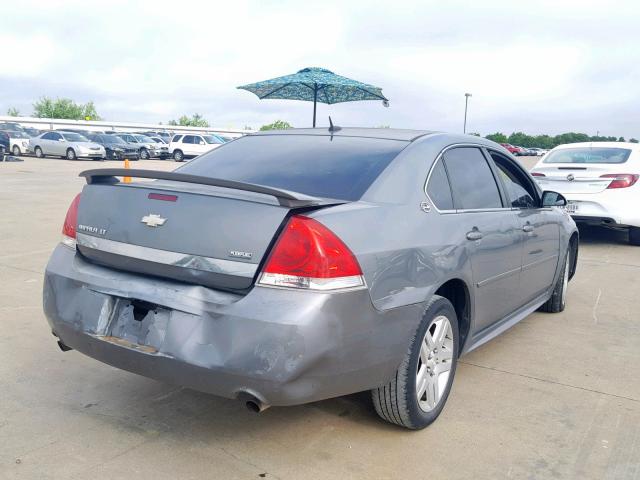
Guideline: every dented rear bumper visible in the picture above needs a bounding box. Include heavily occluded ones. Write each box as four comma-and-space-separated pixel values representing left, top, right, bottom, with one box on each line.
43, 245, 420, 406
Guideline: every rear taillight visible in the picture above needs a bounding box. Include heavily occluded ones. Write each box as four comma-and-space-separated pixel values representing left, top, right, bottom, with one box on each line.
531, 172, 546, 177
601, 174, 639, 189
61, 193, 81, 248
258, 215, 364, 291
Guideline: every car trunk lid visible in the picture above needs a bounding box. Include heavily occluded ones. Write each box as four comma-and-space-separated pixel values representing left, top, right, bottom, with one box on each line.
532, 164, 617, 194
75, 169, 342, 291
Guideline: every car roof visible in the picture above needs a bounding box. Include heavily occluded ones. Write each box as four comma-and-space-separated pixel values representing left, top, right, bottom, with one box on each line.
252, 127, 436, 142
552, 141, 640, 150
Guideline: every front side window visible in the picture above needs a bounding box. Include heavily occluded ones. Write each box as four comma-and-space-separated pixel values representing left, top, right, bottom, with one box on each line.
490, 152, 537, 208
426, 159, 454, 210
42, 132, 55, 140
443, 147, 502, 210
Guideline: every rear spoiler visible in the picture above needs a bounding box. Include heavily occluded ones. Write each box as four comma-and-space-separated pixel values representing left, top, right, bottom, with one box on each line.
79, 169, 337, 208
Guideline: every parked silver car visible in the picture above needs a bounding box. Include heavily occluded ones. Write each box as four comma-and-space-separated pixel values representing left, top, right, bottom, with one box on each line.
31, 131, 105, 160
43, 129, 578, 429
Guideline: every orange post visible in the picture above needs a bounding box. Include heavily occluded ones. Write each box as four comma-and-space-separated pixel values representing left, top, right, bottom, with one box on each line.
123, 158, 132, 183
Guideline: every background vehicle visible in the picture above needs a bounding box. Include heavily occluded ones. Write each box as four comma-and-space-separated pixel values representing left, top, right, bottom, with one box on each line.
0, 131, 9, 153
529, 147, 548, 156
114, 133, 159, 159
0, 121, 25, 133
30, 131, 105, 160
141, 131, 172, 142
146, 136, 171, 159
44, 129, 577, 430
500, 143, 521, 155
23, 127, 42, 137
169, 133, 224, 161
87, 134, 140, 160
7, 130, 31, 156
531, 141, 640, 245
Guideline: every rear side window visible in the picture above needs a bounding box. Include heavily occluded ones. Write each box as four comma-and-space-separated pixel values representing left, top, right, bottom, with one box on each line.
443, 147, 502, 210
172, 134, 183, 142
183, 135, 195, 144
179, 134, 406, 201
426, 160, 454, 210
544, 147, 631, 164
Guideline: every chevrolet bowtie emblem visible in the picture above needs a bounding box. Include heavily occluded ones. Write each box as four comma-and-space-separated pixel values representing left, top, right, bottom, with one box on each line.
141, 214, 167, 227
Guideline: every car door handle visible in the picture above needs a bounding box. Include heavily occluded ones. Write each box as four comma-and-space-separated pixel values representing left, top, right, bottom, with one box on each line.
466, 229, 484, 241
522, 224, 534, 233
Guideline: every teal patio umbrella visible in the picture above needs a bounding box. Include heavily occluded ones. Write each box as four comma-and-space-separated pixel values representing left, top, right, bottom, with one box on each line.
237, 67, 389, 127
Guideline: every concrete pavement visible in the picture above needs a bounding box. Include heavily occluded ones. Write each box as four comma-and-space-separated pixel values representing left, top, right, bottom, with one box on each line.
1, 156, 639, 479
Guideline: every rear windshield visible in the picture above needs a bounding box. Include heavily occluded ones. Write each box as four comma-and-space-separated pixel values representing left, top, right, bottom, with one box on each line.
544, 147, 631, 164
179, 134, 407, 201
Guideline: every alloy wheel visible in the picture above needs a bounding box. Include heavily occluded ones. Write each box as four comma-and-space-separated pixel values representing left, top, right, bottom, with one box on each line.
416, 315, 454, 412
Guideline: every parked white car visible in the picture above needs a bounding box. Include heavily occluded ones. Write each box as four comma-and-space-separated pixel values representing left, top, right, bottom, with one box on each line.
529, 148, 548, 156
30, 131, 106, 160
530, 142, 640, 245
169, 133, 224, 161
8, 130, 31, 156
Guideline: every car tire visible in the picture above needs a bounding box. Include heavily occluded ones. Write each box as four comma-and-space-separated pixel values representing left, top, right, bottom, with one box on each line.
629, 227, 640, 246
173, 150, 184, 162
539, 247, 571, 313
34, 146, 44, 158
139, 148, 149, 160
66, 148, 77, 160
372, 295, 459, 430
12, 145, 21, 156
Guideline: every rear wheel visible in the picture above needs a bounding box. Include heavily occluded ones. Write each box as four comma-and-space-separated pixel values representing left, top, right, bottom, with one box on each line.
630, 227, 640, 246
372, 295, 458, 429
12, 145, 21, 156
139, 148, 149, 160
540, 248, 570, 313
173, 149, 184, 162
34, 146, 44, 158
66, 148, 77, 160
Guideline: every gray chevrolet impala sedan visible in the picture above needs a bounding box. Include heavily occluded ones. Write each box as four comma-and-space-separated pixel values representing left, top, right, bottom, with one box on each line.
43, 128, 578, 429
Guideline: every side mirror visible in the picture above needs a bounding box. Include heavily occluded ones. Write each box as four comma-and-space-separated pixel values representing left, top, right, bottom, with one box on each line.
542, 191, 567, 207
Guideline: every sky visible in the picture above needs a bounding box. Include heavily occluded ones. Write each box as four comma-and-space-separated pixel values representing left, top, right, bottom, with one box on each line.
1, 0, 638, 137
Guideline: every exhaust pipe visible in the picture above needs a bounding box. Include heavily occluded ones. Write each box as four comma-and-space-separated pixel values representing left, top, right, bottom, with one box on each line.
238, 392, 270, 413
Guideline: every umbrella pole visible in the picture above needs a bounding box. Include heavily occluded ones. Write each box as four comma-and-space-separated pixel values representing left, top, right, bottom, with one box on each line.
313, 86, 317, 128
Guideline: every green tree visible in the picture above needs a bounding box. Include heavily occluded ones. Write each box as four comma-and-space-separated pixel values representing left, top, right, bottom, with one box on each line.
167, 114, 209, 127
259, 120, 293, 131
485, 132, 508, 143
7, 107, 20, 116
629, 138, 639, 143
618, 136, 626, 142
33, 97, 101, 120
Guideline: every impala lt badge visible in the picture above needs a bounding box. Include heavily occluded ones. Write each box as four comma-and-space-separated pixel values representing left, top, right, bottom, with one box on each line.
141, 214, 167, 227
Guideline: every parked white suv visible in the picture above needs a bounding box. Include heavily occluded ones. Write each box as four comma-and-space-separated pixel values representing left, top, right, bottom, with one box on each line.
169, 134, 224, 161
530, 142, 640, 245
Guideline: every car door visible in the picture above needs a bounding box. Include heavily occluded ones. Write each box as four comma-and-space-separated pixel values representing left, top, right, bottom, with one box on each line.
182, 135, 196, 156
488, 150, 561, 303
441, 146, 524, 331
47, 132, 63, 155
193, 136, 207, 155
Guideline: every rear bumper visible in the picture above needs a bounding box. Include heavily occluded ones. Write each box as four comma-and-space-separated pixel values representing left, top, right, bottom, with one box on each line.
563, 191, 640, 228
43, 245, 419, 406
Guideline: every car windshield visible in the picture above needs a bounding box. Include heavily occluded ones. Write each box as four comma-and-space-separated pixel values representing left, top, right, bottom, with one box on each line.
544, 147, 631, 164
179, 134, 407, 201
135, 135, 153, 142
62, 133, 88, 142
203, 135, 224, 144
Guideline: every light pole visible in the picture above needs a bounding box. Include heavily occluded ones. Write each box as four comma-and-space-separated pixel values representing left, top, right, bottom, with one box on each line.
463, 93, 472, 134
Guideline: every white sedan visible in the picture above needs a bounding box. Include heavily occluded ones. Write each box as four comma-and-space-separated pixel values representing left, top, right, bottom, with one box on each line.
530, 142, 640, 245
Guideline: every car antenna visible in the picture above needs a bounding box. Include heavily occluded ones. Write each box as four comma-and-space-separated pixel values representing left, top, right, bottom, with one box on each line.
328, 116, 341, 133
